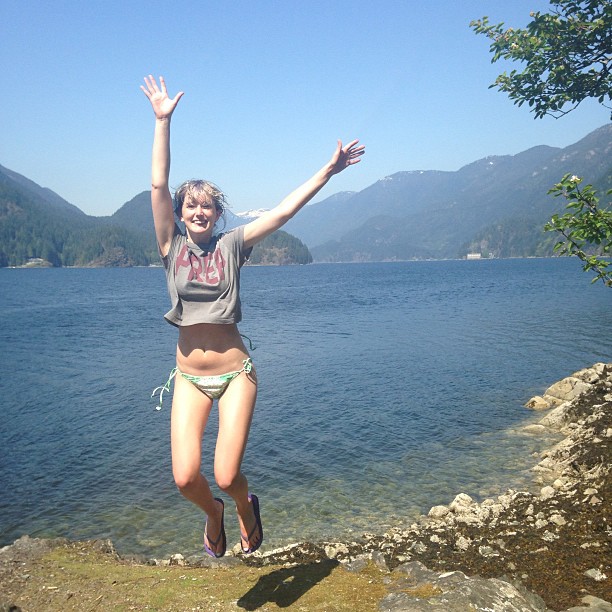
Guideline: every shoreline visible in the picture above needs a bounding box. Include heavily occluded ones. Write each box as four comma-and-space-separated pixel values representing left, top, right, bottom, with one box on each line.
5, 255, 605, 269
1, 363, 610, 610
238, 362, 612, 610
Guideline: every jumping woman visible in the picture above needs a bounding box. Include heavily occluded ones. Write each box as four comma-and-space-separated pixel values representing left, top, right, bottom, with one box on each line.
143, 75, 364, 557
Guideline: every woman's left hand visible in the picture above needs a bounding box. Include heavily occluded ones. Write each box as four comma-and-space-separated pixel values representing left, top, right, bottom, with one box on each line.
328, 140, 365, 175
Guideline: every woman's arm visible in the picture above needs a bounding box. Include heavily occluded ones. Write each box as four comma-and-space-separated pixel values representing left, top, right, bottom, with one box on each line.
243, 140, 365, 249
141, 75, 184, 256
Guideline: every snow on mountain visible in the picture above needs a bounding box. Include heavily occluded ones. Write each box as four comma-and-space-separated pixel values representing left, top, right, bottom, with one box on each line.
233, 208, 269, 219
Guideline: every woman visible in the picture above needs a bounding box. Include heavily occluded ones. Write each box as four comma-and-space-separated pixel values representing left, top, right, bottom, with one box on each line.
142, 75, 364, 558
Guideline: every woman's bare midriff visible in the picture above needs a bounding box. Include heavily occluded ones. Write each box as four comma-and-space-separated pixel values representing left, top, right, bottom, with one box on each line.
176, 322, 250, 376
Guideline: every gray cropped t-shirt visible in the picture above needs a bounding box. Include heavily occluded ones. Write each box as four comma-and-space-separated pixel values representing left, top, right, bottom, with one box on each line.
160, 225, 252, 327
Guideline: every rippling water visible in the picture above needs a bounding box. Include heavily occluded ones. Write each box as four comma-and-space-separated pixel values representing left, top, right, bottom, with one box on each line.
1, 258, 610, 557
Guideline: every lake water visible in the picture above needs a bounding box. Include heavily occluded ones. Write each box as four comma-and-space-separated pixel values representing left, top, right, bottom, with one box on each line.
1, 258, 610, 558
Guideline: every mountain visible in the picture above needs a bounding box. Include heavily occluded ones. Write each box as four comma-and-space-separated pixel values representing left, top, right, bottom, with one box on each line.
0, 164, 87, 218
284, 123, 611, 261
0, 166, 157, 267
108, 195, 309, 264
1, 123, 609, 266
250, 230, 312, 265
282, 191, 357, 246
109, 191, 153, 233
0, 171, 311, 267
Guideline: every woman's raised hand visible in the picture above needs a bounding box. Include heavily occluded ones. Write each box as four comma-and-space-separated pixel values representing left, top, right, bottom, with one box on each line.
328, 139, 366, 175
141, 75, 184, 120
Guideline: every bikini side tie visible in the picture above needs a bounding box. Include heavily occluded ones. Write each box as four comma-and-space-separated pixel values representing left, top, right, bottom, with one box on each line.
151, 368, 178, 411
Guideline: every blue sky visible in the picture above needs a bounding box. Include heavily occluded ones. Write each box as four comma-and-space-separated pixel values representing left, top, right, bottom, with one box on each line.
2, 0, 609, 216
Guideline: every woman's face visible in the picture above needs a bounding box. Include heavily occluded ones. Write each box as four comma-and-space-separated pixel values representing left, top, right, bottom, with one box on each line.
181, 195, 221, 241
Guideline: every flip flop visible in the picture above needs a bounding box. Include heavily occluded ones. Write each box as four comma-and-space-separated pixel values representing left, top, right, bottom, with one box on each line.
204, 498, 226, 558
240, 493, 263, 554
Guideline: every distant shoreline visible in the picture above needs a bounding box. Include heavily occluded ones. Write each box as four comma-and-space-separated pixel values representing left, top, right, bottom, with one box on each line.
4, 254, 606, 270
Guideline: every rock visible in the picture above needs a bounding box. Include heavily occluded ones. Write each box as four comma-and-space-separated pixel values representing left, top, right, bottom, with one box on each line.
428, 505, 449, 519
454, 512, 482, 526
574, 364, 608, 384
324, 543, 349, 559
564, 595, 612, 611
539, 403, 571, 429
553, 478, 570, 490
523, 423, 548, 434
584, 568, 608, 582
92, 539, 117, 556
343, 554, 370, 573
0, 536, 70, 565
525, 395, 551, 410
449, 493, 474, 514
498, 492, 517, 508
539, 486, 556, 500
544, 376, 593, 404
380, 561, 548, 611
549, 514, 567, 526
541, 531, 559, 542
371, 550, 389, 572
486, 503, 504, 519
390, 560, 440, 584
537, 456, 557, 471
410, 541, 427, 555
455, 536, 471, 551
580, 542, 601, 550
168, 553, 185, 566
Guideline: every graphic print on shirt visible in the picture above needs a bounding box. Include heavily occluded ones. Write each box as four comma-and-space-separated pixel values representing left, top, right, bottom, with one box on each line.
175, 243, 226, 284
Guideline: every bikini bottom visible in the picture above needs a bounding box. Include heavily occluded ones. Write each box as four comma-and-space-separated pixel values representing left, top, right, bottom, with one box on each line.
151, 358, 253, 410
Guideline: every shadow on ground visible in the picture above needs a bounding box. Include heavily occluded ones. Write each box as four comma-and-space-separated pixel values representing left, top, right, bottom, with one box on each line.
237, 559, 340, 610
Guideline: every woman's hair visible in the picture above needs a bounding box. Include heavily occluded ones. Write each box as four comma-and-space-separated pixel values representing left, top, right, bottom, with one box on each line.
173, 180, 228, 224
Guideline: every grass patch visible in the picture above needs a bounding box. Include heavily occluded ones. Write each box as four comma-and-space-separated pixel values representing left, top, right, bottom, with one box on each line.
4, 542, 387, 611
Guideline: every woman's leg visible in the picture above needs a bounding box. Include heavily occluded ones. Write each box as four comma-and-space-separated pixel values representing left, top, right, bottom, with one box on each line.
171, 374, 224, 552
215, 370, 261, 550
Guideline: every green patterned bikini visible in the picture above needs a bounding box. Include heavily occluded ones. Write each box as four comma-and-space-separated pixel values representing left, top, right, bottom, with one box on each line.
152, 358, 253, 410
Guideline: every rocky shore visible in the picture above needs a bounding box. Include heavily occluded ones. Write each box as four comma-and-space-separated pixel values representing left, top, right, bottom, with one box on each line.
1, 363, 610, 611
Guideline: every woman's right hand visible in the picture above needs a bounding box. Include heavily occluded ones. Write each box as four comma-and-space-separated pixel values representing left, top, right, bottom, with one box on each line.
141, 75, 184, 120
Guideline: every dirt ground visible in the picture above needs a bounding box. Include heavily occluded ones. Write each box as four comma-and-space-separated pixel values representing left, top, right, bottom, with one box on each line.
1, 539, 387, 611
